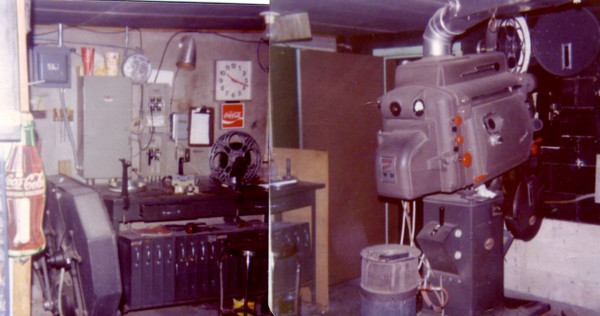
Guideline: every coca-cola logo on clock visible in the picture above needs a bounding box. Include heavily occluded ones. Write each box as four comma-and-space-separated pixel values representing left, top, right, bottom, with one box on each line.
221, 103, 244, 129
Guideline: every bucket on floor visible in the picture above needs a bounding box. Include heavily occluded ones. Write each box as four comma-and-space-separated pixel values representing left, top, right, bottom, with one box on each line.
360, 244, 421, 316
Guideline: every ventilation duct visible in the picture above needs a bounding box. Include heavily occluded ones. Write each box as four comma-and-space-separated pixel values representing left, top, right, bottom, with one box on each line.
422, 0, 572, 57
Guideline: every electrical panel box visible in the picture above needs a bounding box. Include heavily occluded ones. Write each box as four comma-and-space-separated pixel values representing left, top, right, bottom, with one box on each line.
170, 112, 189, 144
32, 46, 72, 88
143, 83, 170, 129
139, 83, 170, 180
78, 77, 132, 179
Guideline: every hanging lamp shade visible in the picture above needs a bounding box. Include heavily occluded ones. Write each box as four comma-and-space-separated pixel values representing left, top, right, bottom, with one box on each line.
176, 36, 196, 70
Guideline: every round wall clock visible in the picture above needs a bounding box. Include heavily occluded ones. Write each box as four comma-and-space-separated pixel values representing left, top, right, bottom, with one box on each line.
215, 60, 252, 101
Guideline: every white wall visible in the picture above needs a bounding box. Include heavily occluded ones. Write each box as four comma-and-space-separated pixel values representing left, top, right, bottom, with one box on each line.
505, 218, 600, 312
30, 25, 269, 181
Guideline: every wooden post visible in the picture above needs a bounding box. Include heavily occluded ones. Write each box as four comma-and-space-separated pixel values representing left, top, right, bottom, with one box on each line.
10, 258, 32, 316
11, 0, 33, 315
17, 0, 31, 113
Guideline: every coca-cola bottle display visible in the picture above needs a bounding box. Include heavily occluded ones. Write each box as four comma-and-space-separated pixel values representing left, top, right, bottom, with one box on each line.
5, 115, 46, 257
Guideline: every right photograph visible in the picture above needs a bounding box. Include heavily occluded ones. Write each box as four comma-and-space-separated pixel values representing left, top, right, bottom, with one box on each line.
266, 0, 600, 315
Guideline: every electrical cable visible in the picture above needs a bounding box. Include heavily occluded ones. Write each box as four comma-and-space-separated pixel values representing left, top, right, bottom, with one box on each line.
57, 267, 65, 316
256, 38, 269, 72
36, 26, 266, 181
400, 201, 407, 245
212, 32, 263, 44
135, 85, 147, 166
32, 28, 59, 37
544, 193, 595, 204
411, 200, 416, 246
58, 88, 81, 170
152, 30, 193, 83
406, 216, 413, 246
36, 27, 263, 82
134, 28, 143, 50
401, 201, 415, 246
153, 30, 267, 83
34, 25, 145, 56
71, 26, 129, 34
399, 200, 417, 246
33, 39, 139, 53
420, 286, 449, 312
124, 26, 130, 63
185, 161, 203, 174
169, 67, 180, 109
139, 107, 156, 153
418, 252, 447, 312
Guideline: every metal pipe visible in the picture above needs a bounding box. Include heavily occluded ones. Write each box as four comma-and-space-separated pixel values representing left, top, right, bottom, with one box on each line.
58, 23, 63, 47
384, 202, 389, 244
125, 26, 129, 60
423, 6, 459, 57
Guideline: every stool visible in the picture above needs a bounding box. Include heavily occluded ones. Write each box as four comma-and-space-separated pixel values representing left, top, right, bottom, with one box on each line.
271, 241, 301, 316
219, 238, 268, 316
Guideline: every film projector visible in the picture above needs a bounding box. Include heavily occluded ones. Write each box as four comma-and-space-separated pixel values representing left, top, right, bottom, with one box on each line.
374, 11, 551, 315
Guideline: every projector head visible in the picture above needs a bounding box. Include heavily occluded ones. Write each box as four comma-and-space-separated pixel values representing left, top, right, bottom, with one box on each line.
376, 52, 539, 200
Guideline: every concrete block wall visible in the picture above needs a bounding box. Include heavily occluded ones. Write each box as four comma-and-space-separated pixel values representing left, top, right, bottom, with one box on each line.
505, 218, 600, 312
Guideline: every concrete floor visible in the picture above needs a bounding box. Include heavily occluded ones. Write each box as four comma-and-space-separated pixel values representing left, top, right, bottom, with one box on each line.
32, 275, 598, 316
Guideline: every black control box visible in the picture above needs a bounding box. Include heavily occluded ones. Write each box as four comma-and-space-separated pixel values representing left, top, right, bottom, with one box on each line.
118, 224, 268, 312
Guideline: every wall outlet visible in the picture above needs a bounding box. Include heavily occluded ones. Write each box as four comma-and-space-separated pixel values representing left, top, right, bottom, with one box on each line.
184, 148, 191, 162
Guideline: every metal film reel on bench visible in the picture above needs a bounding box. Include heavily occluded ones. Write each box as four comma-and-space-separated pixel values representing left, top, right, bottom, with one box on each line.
209, 131, 261, 187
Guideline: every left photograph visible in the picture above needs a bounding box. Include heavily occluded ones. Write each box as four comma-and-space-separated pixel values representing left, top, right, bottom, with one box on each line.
0, 0, 280, 315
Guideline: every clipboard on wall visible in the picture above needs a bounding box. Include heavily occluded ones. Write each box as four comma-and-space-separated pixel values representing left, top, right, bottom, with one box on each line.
188, 106, 214, 146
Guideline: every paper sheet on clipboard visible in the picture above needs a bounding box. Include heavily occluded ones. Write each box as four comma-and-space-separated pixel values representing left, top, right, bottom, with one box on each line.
189, 109, 211, 146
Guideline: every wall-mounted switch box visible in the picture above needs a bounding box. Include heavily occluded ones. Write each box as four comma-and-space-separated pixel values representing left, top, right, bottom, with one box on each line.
77, 76, 132, 179
170, 112, 189, 145
143, 83, 170, 128
32, 46, 72, 88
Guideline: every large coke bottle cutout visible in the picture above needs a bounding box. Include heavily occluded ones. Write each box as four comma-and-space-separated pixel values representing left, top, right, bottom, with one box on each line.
5, 114, 46, 257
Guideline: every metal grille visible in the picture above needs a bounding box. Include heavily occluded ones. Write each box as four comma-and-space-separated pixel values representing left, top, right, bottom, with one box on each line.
360, 244, 420, 295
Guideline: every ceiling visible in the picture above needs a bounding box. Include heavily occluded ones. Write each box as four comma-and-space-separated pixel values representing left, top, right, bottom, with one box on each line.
30, 0, 270, 31
30, 0, 600, 55
31, 0, 446, 36
270, 0, 446, 37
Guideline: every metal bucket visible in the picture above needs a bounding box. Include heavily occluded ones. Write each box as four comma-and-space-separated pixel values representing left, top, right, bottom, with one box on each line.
360, 244, 421, 316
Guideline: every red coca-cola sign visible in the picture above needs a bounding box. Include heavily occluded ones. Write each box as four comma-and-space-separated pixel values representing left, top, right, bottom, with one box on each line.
5, 119, 47, 257
221, 103, 245, 129
6, 172, 45, 196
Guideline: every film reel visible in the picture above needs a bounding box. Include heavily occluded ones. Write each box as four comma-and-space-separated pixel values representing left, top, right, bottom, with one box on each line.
209, 131, 261, 186
532, 7, 599, 77
503, 174, 544, 241
486, 16, 531, 74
